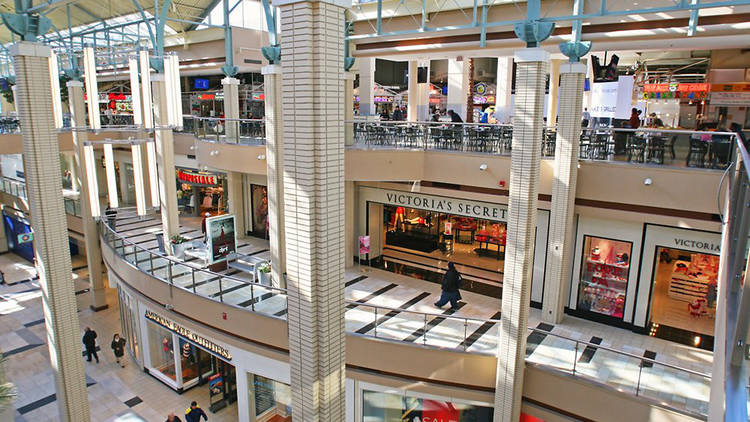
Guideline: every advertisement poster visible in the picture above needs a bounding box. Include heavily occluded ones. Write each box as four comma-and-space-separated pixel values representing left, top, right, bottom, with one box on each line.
206, 214, 237, 264
590, 76, 634, 119
359, 235, 371, 255
208, 373, 223, 397
444, 222, 452, 236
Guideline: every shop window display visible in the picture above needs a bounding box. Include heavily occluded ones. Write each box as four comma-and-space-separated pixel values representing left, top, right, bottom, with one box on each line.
147, 322, 176, 381
251, 184, 268, 238
382, 205, 506, 277
577, 236, 632, 319
362, 390, 494, 422
249, 374, 292, 421
649, 247, 719, 336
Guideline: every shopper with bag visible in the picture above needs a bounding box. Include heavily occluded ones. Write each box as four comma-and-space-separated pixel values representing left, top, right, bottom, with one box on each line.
82, 327, 99, 363
111, 334, 127, 367
434, 262, 462, 312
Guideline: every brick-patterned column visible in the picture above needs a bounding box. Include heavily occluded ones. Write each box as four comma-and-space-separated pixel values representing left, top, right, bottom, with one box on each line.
494, 48, 549, 422
152, 75, 180, 253
278, 0, 348, 419
262, 64, 286, 289
543, 62, 586, 323
12, 42, 90, 421
222, 77, 240, 142
68, 81, 107, 311
344, 71, 355, 145
358, 57, 375, 116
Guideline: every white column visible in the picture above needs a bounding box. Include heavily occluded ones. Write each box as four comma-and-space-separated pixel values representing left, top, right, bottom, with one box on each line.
447, 58, 466, 119
546, 59, 562, 125
128, 55, 147, 216
542, 62, 586, 324
49, 51, 63, 129
417, 59, 431, 121
61, 152, 80, 191
495, 57, 513, 124
493, 48, 549, 422
263, 64, 286, 289
13, 42, 90, 421
227, 171, 245, 236
118, 158, 133, 205
407, 60, 418, 122
345, 181, 355, 268
152, 74, 180, 253
358, 57, 375, 116
223, 77, 240, 142
68, 81, 107, 312
279, 0, 348, 418
583, 57, 593, 111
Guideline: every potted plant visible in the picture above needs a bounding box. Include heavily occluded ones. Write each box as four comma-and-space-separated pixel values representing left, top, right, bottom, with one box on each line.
256, 262, 271, 285
170, 235, 189, 259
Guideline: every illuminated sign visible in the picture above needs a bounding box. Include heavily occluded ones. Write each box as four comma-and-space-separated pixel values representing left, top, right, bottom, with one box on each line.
373, 96, 393, 103
199, 94, 215, 100
710, 83, 750, 92
145, 310, 232, 360
177, 169, 218, 186
251, 93, 265, 101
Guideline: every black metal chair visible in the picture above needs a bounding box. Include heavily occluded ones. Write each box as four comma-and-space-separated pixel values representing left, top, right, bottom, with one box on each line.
626, 135, 646, 163
686, 136, 708, 167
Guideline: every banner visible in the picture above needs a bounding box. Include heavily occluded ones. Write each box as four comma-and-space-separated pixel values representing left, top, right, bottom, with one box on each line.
205, 214, 237, 264
590, 76, 634, 119
359, 235, 370, 255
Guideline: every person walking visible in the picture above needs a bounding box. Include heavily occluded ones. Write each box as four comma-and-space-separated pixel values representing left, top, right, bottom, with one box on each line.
581, 107, 590, 127
434, 262, 462, 311
111, 334, 127, 367
185, 401, 208, 422
82, 327, 99, 363
448, 109, 463, 123
165, 412, 182, 422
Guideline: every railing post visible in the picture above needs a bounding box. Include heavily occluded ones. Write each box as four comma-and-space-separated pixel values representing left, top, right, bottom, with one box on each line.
191, 269, 196, 293
250, 283, 255, 312
573, 340, 579, 375
134, 247, 139, 267
218, 277, 224, 302
463, 319, 468, 351
149, 253, 154, 274
374, 307, 378, 337
167, 261, 173, 284
423, 313, 428, 345
636, 363, 643, 396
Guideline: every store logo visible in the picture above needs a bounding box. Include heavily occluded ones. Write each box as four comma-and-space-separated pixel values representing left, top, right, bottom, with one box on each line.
145, 310, 232, 360
178, 170, 217, 186
674, 238, 720, 252
384, 191, 507, 221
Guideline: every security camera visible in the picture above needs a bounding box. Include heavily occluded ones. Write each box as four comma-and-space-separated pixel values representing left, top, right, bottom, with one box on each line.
644, 178, 653, 186
479, 164, 488, 171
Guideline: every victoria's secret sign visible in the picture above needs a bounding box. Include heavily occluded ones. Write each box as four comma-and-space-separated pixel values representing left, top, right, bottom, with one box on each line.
178, 170, 218, 186
380, 190, 508, 221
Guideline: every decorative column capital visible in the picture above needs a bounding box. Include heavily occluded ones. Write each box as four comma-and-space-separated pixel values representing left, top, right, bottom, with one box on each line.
221, 77, 240, 86
9, 41, 50, 57
559, 41, 592, 63
66, 80, 84, 88
344, 71, 356, 81
560, 62, 587, 75
514, 48, 550, 63
262, 64, 282, 75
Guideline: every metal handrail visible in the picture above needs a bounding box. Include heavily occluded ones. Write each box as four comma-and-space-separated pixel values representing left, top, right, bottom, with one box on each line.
184, 115, 265, 123
353, 301, 501, 325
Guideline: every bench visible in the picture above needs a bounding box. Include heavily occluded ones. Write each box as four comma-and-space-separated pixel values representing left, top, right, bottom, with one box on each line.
227, 253, 269, 283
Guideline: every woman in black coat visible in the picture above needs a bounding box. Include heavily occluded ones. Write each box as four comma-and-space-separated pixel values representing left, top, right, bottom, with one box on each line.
434, 262, 462, 311
111, 334, 127, 367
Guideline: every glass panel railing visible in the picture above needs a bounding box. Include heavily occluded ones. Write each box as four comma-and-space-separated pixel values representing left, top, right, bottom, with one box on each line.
183, 116, 266, 146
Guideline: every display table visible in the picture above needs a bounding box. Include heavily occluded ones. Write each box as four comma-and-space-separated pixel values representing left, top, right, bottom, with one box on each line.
474, 231, 505, 259
668, 260, 715, 302
454, 224, 475, 244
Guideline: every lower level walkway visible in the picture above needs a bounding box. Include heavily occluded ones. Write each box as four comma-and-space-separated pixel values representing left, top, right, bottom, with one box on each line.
0, 254, 239, 422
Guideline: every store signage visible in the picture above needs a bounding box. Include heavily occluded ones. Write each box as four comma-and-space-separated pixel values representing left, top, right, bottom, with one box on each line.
374, 96, 393, 103
251, 93, 265, 101
206, 214, 237, 264
710, 83, 750, 92
710, 91, 750, 106
674, 238, 721, 253
177, 170, 218, 186
16, 232, 33, 244
108, 93, 128, 101
145, 310, 232, 360
474, 82, 488, 96
199, 94, 215, 100
376, 189, 508, 221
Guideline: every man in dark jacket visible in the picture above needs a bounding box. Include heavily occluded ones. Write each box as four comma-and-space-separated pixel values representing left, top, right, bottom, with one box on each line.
185, 401, 208, 422
434, 262, 462, 311
82, 327, 99, 363
448, 110, 463, 123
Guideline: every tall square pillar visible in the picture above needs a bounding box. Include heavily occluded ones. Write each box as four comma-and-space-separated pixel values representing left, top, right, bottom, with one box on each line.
407, 60, 418, 121
223, 77, 240, 142
263, 64, 286, 289
278, 0, 348, 418
543, 62, 586, 323
12, 41, 90, 421
447, 58, 466, 119
152, 74, 180, 252
495, 57, 513, 123
345, 71, 355, 145
358, 57, 375, 116
494, 48, 549, 422
227, 171, 246, 236
417, 59, 431, 121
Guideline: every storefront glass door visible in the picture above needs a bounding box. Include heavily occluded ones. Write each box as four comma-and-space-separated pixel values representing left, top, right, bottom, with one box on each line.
208, 357, 237, 412
576, 235, 632, 321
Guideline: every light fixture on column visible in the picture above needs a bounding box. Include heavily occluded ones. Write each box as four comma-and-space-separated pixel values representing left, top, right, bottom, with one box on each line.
48, 52, 63, 129
131, 142, 147, 216
84, 143, 101, 217
140, 50, 159, 208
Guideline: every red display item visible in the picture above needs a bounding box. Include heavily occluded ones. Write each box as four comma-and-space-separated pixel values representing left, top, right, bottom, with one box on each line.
395, 206, 405, 215
421, 399, 459, 422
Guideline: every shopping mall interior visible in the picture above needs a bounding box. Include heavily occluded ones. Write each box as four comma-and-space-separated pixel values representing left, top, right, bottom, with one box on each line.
0, 0, 748, 421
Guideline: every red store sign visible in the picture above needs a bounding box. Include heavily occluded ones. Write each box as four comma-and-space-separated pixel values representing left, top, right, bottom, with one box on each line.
178, 170, 218, 186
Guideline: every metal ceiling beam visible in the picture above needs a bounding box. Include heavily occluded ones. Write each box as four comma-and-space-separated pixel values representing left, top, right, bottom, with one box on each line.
184, 0, 223, 31
28, 0, 81, 14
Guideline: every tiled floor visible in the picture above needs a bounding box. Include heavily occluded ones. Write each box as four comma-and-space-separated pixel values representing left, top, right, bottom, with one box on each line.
0, 254, 241, 422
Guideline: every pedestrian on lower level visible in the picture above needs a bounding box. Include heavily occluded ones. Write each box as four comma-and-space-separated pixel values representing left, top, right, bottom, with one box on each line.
111, 333, 127, 367
165, 412, 182, 422
82, 327, 99, 363
185, 401, 208, 422
434, 262, 462, 312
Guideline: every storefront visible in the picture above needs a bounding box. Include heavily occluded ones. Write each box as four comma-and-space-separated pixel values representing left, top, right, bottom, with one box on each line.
634, 224, 721, 349
176, 168, 227, 216
249, 184, 268, 238
116, 282, 141, 364
568, 217, 722, 349
358, 186, 548, 301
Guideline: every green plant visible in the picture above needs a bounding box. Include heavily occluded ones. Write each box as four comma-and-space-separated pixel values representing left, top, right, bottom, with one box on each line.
170, 235, 187, 245
257, 262, 271, 273
0, 354, 16, 412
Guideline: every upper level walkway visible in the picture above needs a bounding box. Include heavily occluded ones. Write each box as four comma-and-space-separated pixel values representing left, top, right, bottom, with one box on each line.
101, 210, 724, 419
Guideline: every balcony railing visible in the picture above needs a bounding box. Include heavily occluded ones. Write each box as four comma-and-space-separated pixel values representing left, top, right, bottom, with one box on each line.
182, 115, 266, 145
0, 176, 82, 217
100, 214, 715, 417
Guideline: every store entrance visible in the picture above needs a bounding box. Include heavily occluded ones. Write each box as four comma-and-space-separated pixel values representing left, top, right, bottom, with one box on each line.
648, 246, 718, 348
180, 340, 237, 413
